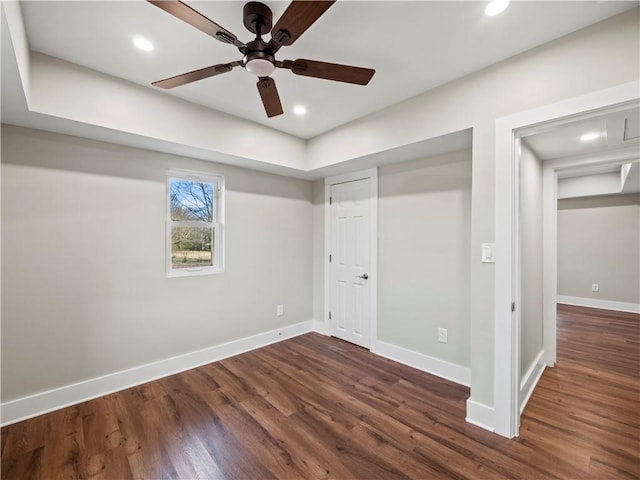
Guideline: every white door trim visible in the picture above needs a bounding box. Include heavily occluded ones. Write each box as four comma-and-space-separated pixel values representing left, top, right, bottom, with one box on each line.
324, 168, 378, 346
494, 80, 639, 438
541, 163, 558, 368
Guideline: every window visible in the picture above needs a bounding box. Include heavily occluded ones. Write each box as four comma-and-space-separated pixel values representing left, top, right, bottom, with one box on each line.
166, 169, 224, 276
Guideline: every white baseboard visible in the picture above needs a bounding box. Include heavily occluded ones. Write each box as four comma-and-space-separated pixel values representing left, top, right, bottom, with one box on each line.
519, 350, 546, 415
2, 323, 483, 428
557, 295, 640, 313
465, 398, 494, 432
1, 321, 313, 427
371, 340, 470, 387
313, 319, 329, 335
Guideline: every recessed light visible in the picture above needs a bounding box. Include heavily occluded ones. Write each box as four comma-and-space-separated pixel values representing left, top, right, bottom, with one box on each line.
580, 132, 601, 142
293, 105, 307, 116
133, 36, 154, 52
485, 0, 509, 16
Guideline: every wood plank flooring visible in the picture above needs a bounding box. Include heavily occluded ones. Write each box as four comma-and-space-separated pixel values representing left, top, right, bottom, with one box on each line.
2, 304, 638, 479
519, 304, 639, 479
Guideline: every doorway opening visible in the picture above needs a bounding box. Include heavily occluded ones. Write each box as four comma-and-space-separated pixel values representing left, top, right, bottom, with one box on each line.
516, 102, 639, 425
494, 80, 639, 438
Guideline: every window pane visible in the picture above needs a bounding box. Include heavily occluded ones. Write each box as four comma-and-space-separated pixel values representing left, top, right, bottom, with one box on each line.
169, 179, 214, 222
171, 226, 214, 269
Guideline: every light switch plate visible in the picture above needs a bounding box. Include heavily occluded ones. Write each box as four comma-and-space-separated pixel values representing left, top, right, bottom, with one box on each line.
481, 243, 495, 263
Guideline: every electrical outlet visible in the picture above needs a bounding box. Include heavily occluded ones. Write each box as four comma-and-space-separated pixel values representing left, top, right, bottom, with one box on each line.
438, 328, 448, 344
592, 283, 599, 292
276, 304, 284, 316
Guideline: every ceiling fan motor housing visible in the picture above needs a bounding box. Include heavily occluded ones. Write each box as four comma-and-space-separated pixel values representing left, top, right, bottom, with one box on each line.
243, 39, 276, 76
243, 2, 273, 35
242, 2, 276, 76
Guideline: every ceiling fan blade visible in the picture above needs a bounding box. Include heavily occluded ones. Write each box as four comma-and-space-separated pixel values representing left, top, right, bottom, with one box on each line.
147, 0, 245, 49
256, 77, 284, 118
153, 61, 241, 89
281, 59, 375, 85
270, 1, 335, 50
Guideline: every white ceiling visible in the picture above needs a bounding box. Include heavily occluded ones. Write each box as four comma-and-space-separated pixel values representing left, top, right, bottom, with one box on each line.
523, 104, 640, 196
18, 0, 638, 139
524, 105, 640, 161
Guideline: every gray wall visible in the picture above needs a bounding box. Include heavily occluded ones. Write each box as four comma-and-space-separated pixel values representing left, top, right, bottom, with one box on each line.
557, 194, 640, 305
1, 125, 313, 402
378, 150, 472, 367
519, 142, 543, 378
312, 179, 325, 325
311, 150, 472, 368
309, 9, 639, 407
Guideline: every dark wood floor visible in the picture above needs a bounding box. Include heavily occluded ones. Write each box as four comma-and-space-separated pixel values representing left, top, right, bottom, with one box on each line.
2, 304, 638, 479
518, 304, 639, 479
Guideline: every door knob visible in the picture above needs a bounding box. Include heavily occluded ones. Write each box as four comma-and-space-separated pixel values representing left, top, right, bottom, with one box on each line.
356, 273, 369, 280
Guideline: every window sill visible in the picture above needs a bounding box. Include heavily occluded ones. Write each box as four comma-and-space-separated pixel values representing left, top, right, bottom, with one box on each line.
166, 267, 224, 278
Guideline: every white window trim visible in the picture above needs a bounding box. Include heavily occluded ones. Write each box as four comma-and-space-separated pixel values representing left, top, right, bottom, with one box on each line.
166, 168, 225, 277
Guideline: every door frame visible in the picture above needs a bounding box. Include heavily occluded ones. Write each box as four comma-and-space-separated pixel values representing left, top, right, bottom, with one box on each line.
323, 168, 378, 347
494, 80, 639, 438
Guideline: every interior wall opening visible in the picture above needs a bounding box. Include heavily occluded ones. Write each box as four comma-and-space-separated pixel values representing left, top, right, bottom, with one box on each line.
514, 99, 639, 426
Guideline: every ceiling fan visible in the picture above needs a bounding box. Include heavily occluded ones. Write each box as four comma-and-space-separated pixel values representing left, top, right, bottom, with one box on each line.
148, 0, 375, 118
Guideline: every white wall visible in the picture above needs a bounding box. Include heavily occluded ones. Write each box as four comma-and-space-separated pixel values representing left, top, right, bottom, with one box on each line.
557, 193, 640, 306
28, 53, 308, 172
558, 172, 624, 199
519, 142, 544, 378
1, 125, 313, 403
378, 150, 471, 368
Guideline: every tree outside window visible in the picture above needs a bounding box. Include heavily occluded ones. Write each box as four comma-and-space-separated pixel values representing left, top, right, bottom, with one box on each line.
167, 170, 224, 276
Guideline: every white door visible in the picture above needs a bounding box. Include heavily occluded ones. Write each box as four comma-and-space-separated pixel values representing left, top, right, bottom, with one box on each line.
329, 179, 371, 348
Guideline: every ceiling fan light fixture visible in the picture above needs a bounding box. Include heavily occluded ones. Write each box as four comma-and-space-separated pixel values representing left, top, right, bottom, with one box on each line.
243, 45, 276, 77
245, 58, 276, 76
